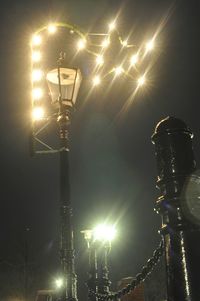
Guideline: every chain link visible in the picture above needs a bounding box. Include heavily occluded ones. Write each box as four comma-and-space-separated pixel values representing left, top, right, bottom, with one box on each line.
88, 239, 164, 300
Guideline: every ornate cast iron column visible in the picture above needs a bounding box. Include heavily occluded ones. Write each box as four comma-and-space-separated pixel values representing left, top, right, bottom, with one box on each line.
87, 242, 98, 301
152, 116, 200, 301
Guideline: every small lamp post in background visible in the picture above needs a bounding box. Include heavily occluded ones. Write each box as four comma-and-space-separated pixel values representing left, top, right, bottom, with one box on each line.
81, 224, 116, 300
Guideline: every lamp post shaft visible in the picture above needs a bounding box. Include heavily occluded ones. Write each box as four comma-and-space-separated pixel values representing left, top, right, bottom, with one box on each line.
58, 111, 77, 301
152, 117, 200, 301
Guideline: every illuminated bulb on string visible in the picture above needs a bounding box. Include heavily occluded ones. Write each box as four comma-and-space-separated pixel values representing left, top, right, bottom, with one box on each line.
48, 24, 57, 34
32, 88, 43, 100
32, 69, 43, 82
32, 51, 41, 62
130, 54, 139, 66
122, 40, 128, 47
77, 39, 86, 50
93, 75, 101, 86
96, 55, 104, 66
32, 107, 44, 121
108, 21, 116, 31
32, 35, 42, 46
145, 39, 154, 52
101, 38, 110, 48
137, 75, 146, 86
114, 66, 124, 76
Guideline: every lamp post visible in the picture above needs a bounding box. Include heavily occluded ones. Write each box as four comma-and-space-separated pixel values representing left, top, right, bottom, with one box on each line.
46, 53, 82, 301
82, 224, 116, 301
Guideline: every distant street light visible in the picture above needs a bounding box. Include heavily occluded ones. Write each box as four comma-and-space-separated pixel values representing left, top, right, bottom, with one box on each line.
55, 278, 64, 290
81, 224, 116, 299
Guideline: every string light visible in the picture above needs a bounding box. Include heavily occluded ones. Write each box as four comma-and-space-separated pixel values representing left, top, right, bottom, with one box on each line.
32, 35, 42, 46
48, 24, 57, 34
93, 75, 101, 86
137, 75, 146, 86
114, 66, 124, 76
32, 88, 43, 100
32, 51, 41, 62
32, 107, 44, 120
96, 55, 104, 66
30, 22, 160, 126
101, 38, 110, 48
130, 54, 139, 66
77, 39, 86, 50
108, 21, 116, 31
32, 69, 43, 82
122, 40, 128, 47
145, 39, 154, 52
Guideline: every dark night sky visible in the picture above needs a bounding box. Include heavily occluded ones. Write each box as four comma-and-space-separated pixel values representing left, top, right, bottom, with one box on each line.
0, 0, 200, 299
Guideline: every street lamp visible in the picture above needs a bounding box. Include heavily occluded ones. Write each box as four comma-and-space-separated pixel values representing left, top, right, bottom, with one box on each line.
81, 224, 116, 300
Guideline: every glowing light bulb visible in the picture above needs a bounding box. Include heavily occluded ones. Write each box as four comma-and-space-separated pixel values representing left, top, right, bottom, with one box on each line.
32, 107, 44, 120
55, 278, 64, 289
32, 51, 41, 62
93, 224, 116, 242
77, 39, 86, 50
96, 55, 104, 66
114, 66, 124, 76
32, 69, 43, 82
137, 75, 146, 86
48, 24, 57, 34
130, 54, 139, 66
93, 75, 101, 86
32, 88, 43, 100
32, 35, 42, 46
122, 40, 128, 47
108, 21, 116, 31
145, 39, 154, 52
101, 38, 110, 48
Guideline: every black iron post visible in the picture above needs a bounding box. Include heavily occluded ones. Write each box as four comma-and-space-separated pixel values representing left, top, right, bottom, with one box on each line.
86, 239, 111, 301
58, 108, 77, 301
152, 116, 200, 301
98, 243, 111, 296
87, 242, 98, 301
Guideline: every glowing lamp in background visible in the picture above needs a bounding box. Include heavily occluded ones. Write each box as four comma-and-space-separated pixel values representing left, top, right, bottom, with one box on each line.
93, 224, 116, 242
55, 278, 64, 289
46, 67, 82, 107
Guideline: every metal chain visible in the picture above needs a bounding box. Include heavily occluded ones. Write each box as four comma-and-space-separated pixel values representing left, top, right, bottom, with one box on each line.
88, 239, 164, 300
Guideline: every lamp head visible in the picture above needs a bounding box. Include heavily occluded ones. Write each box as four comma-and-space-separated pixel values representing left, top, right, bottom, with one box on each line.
46, 67, 82, 108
